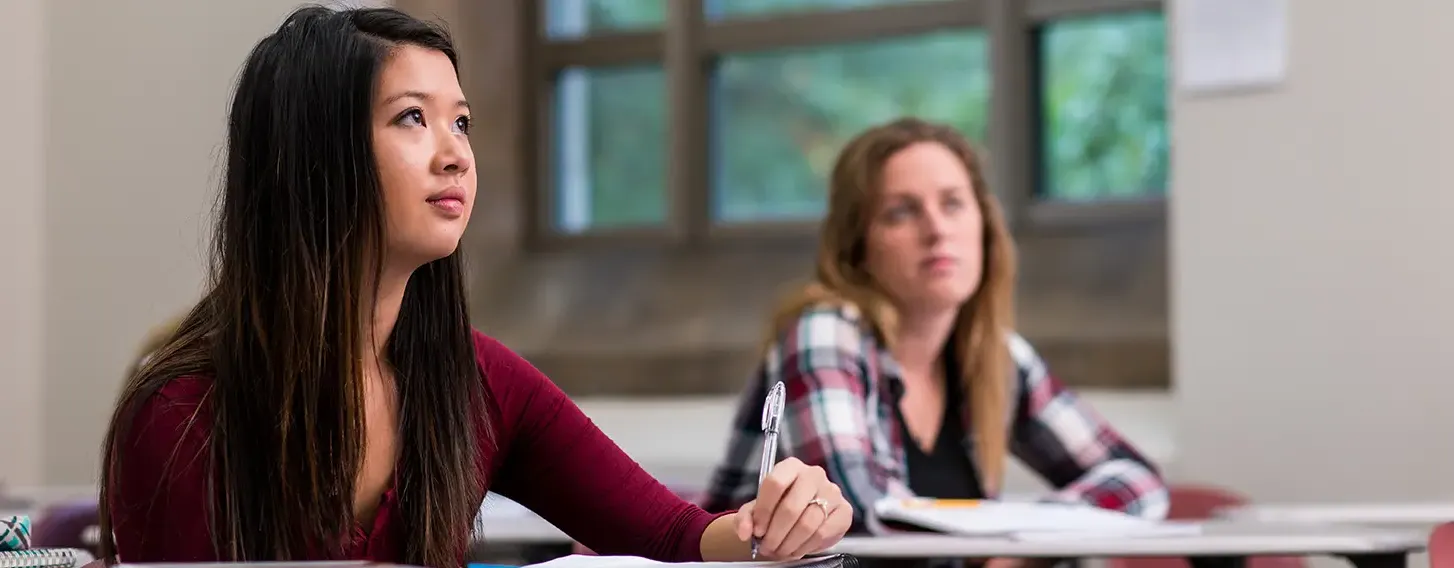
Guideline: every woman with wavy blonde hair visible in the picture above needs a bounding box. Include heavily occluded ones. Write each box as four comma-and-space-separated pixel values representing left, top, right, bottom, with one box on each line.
702, 118, 1167, 554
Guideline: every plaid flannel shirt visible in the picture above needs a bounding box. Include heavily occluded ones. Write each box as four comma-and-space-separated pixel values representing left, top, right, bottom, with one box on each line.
700, 302, 1169, 534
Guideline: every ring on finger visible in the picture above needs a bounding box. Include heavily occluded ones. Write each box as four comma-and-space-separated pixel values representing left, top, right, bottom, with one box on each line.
807, 497, 830, 516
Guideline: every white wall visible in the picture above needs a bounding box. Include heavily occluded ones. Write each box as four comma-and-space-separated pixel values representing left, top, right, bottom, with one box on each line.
0, 0, 331, 485
1172, 0, 1454, 501
0, 0, 47, 487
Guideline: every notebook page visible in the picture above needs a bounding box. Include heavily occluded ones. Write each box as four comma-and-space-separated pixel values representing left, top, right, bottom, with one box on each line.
875, 498, 1185, 537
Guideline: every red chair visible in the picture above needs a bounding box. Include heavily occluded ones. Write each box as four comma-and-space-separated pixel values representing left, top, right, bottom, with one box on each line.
1429, 522, 1454, 568
1107, 485, 1304, 568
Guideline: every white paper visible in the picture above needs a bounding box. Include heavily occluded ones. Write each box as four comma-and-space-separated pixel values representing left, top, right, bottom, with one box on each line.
1174, 0, 1288, 93
876, 498, 1190, 538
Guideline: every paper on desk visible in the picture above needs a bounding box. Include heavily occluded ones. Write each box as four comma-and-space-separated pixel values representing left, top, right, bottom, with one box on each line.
523, 555, 844, 568
876, 498, 1194, 538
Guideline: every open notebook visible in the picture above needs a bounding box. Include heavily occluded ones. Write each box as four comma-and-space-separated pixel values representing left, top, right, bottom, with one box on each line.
875, 498, 1200, 540
0, 549, 91, 568
522, 554, 858, 568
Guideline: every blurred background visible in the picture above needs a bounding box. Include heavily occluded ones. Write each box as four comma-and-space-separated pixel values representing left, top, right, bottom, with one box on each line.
1, 0, 1451, 524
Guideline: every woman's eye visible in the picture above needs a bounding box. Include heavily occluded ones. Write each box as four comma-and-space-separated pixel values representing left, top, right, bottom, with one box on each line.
397, 108, 424, 127
453, 115, 471, 134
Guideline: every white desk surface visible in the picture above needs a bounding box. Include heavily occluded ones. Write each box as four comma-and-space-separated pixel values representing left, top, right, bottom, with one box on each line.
1219, 502, 1454, 526
81, 495, 571, 548
474, 493, 1428, 560
476, 493, 571, 545
827, 522, 1426, 559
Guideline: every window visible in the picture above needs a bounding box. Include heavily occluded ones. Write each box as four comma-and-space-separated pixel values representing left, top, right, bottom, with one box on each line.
532, 0, 1170, 242
544, 0, 666, 40
1038, 11, 1169, 201
704, 0, 941, 21
550, 65, 668, 233
712, 31, 989, 222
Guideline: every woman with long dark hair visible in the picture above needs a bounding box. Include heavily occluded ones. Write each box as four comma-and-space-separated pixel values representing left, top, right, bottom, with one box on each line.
98, 7, 851, 567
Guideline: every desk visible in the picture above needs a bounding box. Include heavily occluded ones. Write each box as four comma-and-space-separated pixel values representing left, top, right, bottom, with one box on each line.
80, 494, 573, 549
1219, 503, 1454, 526
827, 522, 1424, 568
475, 493, 572, 545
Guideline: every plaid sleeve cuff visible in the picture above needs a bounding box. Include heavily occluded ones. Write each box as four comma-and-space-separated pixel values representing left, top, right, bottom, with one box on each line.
1045, 459, 1170, 520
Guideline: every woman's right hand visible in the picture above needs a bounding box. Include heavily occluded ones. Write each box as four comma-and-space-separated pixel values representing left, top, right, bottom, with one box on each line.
733, 457, 854, 559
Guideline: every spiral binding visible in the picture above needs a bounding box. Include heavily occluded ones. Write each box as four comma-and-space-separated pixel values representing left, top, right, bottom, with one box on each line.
0, 548, 83, 568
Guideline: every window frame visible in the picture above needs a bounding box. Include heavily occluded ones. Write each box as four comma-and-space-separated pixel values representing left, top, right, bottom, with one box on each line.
521, 0, 1166, 250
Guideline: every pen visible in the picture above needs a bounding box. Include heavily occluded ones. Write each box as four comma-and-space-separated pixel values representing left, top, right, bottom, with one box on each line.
752, 381, 786, 560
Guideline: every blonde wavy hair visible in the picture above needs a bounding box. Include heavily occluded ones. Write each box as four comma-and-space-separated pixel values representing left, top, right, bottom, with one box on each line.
770, 117, 1019, 493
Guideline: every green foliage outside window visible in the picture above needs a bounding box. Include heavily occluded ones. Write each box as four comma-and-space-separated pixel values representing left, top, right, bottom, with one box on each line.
545, 0, 1169, 229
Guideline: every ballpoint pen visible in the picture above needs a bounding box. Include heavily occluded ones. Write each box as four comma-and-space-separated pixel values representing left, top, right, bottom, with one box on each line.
752, 381, 786, 560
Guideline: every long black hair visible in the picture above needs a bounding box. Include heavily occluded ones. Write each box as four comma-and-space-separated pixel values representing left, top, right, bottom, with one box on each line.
98, 6, 489, 567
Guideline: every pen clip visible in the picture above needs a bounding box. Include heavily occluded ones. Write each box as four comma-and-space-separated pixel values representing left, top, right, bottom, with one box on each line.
761, 381, 785, 435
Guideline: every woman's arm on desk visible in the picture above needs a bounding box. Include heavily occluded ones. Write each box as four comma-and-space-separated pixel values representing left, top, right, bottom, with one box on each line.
1005, 334, 1170, 519
477, 332, 849, 561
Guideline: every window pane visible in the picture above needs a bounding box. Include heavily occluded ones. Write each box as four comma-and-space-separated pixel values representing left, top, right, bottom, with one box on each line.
544, 0, 665, 40
550, 66, 667, 233
712, 31, 989, 222
1039, 11, 1169, 200
705, 0, 940, 20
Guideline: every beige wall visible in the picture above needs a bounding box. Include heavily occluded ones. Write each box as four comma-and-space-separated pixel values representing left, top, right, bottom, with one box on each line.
0, 0, 47, 486
4, 0, 329, 485
1172, 0, 1454, 501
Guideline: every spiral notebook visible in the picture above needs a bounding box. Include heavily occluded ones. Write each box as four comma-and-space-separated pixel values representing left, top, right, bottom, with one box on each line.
0, 548, 89, 568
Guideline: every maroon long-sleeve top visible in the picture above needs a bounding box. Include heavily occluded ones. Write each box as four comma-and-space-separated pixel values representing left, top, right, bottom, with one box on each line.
109, 330, 728, 564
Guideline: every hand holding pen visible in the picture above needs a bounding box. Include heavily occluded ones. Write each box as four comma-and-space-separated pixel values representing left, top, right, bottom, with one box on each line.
732, 381, 853, 560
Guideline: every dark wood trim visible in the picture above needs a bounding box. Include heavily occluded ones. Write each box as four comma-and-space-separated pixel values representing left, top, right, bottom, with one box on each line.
519, 0, 548, 248
702, 0, 987, 54
529, 226, 683, 253
986, 0, 1034, 230
666, 0, 709, 243
540, 32, 664, 69
1025, 0, 1164, 23
705, 220, 819, 242
1024, 17, 1050, 210
1023, 197, 1167, 231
